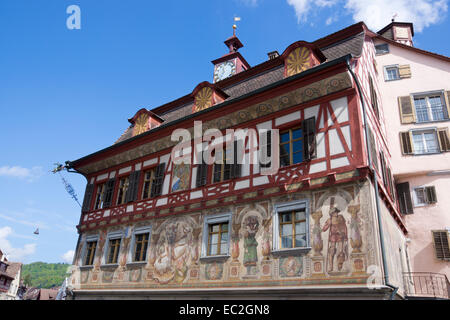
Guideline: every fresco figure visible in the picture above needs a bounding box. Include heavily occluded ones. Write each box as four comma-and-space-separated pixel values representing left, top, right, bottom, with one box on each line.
152, 220, 194, 283
322, 198, 348, 272
243, 216, 259, 274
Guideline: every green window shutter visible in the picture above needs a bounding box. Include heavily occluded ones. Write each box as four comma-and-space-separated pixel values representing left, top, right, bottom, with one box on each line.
150, 163, 165, 197
81, 183, 94, 213
302, 117, 316, 161
125, 171, 141, 203
400, 131, 414, 155
398, 96, 415, 124
398, 64, 411, 78
425, 186, 437, 204
396, 182, 413, 214
103, 178, 116, 208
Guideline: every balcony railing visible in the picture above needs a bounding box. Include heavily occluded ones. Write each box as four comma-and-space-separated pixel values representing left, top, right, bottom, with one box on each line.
403, 272, 450, 299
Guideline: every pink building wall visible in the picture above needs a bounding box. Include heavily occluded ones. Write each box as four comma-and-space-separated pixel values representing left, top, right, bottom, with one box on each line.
374, 38, 450, 278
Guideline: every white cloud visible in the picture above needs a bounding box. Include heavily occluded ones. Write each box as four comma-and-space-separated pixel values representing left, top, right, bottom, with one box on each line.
286, 0, 448, 32
61, 250, 75, 263
0, 166, 44, 182
0, 226, 36, 262
287, 0, 339, 22
326, 13, 339, 25
345, 0, 448, 32
287, 0, 312, 22
0, 213, 50, 230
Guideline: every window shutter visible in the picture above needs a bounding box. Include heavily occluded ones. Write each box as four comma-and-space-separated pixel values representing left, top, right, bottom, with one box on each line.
398, 64, 411, 78
445, 91, 450, 120
150, 163, 165, 197
103, 178, 116, 208
425, 186, 437, 204
396, 182, 413, 214
368, 129, 378, 170
432, 231, 450, 260
369, 77, 380, 119
260, 130, 272, 168
232, 140, 242, 178
387, 167, 395, 201
196, 153, 208, 188
302, 117, 316, 161
437, 128, 450, 152
82, 183, 94, 213
400, 131, 414, 155
125, 171, 141, 203
398, 96, 415, 124
379, 152, 388, 186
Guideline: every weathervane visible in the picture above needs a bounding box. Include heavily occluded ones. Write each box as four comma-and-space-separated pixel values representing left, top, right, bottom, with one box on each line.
233, 16, 241, 36
52, 162, 81, 207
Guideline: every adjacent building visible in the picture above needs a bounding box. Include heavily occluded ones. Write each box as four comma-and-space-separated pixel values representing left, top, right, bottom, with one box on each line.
0, 250, 24, 300
65, 21, 449, 299
373, 21, 450, 298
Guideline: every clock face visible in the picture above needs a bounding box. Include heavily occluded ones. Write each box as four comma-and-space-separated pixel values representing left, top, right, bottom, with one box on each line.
214, 61, 236, 82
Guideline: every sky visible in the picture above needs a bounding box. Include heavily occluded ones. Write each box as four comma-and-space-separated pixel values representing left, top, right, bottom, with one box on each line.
0, 0, 449, 264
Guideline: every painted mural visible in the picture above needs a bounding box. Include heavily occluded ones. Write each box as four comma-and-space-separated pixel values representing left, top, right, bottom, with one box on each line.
171, 163, 190, 192
71, 182, 383, 291
148, 215, 200, 284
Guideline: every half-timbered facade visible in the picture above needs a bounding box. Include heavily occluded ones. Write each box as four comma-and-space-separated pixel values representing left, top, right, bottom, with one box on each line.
67, 22, 412, 299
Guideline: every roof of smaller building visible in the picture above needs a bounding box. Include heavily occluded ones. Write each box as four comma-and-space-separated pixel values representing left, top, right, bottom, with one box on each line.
39, 288, 59, 300
23, 287, 59, 300
0, 262, 22, 280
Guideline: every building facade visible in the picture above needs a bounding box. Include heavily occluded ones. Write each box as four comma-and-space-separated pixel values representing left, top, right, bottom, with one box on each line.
373, 22, 450, 298
0, 250, 23, 300
66, 22, 448, 299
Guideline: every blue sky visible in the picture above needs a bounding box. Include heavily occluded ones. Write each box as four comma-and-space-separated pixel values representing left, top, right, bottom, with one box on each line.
0, 0, 449, 264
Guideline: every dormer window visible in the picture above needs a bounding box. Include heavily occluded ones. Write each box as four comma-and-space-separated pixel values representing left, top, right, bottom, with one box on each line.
282, 41, 326, 78
128, 109, 164, 137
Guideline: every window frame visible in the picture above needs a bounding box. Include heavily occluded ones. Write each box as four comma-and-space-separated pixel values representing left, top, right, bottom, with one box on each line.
272, 200, 311, 254
127, 226, 152, 264
412, 91, 449, 123
102, 231, 123, 266
413, 187, 428, 207
201, 212, 232, 259
411, 128, 441, 155
384, 65, 400, 81
81, 235, 99, 267
279, 126, 303, 167
141, 168, 156, 200
116, 176, 130, 205
375, 43, 389, 55
93, 183, 106, 210
212, 140, 241, 183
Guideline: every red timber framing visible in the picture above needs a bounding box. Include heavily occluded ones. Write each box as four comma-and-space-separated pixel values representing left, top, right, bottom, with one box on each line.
72, 30, 407, 235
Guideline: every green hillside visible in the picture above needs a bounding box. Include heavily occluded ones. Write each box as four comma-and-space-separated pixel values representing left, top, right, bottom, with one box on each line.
22, 262, 70, 289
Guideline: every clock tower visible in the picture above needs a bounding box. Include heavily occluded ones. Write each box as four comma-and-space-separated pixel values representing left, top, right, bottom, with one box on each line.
212, 25, 250, 83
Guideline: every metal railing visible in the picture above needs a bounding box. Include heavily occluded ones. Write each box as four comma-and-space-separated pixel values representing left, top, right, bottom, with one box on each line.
403, 272, 450, 299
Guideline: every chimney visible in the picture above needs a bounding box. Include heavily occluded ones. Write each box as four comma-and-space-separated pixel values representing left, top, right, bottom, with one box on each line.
377, 21, 414, 46
267, 51, 280, 60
